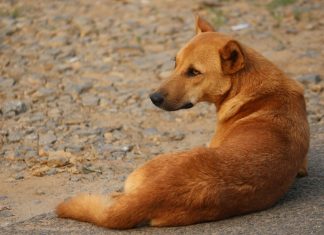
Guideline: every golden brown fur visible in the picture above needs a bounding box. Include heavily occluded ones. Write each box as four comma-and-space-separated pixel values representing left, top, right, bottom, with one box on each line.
56, 16, 310, 229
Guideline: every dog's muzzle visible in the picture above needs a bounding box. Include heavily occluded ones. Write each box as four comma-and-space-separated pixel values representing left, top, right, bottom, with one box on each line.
149, 92, 194, 111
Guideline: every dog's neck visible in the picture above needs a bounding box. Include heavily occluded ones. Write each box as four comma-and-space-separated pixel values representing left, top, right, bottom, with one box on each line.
216, 49, 282, 123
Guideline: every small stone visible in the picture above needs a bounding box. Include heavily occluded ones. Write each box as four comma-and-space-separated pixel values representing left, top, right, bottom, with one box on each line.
31, 166, 50, 177
33, 200, 42, 204
39, 131, 57, 145
121, 145, 133, 152
285, 28, 298, 34
104, 132, 114, 142
35, 189, 45, 195
0, 77, 15, 89
15, 172, 24, 180
65, 144, 84, 153
75, 128, 102, 136
82, 164, 102, 174
32, 88, 55, 100
46, 168, 57, 176
64, 113, 84, 125
30, 112, 45, 122
0, 209, 14, 218
111, 151, 125, 160
296, 74, 321, 84
309, 84, 323, 93
81, 94, 100, 106
7, 131, 23, 143
143, 128, 159, 136
169, 131, 185, 141
1, 100, 27, 117
65, 81, 93, 95
47, 150, 71, 167
0, 195, 8, 201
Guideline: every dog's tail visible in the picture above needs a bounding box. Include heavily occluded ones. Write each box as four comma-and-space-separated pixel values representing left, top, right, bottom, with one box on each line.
56, 193, 148, 229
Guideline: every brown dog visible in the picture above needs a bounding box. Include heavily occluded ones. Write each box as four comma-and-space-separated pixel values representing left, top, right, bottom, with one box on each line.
56, 16, 310, 229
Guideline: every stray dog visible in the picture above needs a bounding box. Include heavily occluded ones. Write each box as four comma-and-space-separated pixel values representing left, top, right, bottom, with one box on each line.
56, 16, 310, 229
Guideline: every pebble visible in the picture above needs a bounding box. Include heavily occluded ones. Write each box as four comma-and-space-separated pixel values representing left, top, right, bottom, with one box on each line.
81, 94, 100, 106
39, 131, 57, 145
7, 131, 23, 143
0, 210, 14, 218
65, 81, 93, 95
15, 172, 24, 180
47, 150, 71, 167
35, 189, 46, 195
296, 74, 321, 84
46, 168, 57, 176
0, 195, 8, 201
65, 144, 84, 153
32, 87, 56, 99
0, 77, 15, 89
1, 100, 27, 117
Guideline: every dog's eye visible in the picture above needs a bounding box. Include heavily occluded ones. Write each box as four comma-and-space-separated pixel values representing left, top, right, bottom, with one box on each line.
186, 67, 201, 77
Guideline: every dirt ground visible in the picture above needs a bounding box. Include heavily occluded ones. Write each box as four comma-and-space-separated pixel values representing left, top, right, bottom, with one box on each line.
0, 0, 323, 232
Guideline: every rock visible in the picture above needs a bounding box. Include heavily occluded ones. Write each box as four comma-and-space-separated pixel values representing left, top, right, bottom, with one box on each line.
35, 189, 45, 195
39, 132, 57, 145
165, 131, 185, 141
0, 209, 14, 218
296, 74, 321, 84
285, 28, 298, 34
0, 195, 8, 201
64, 81, 93, 95
64, 113, 84, 125
15, 172, 24, 180
33, 200, 42, 205
111, 151, 125, 160
31, 166, 51, 177
46, 168, 57, 176
231, 23, 250, 31
75, 127, 102, 137
32, 88, 56, 100
143, 128, 159, 136
7, 131, 23, 143
81, 94, 100, 106
29, 112, 45, 123
47, 150, 71, 167
81, 164, 102, 174
65, 144, 84, 153
0, 77, 15, 89
1, 100, 27, 117
121, 145, 133, 152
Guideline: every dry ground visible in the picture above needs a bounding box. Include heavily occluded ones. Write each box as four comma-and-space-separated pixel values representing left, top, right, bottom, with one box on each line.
0, 0, 323, 233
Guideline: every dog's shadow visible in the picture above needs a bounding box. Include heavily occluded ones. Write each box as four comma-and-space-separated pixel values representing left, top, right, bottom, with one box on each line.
277, 143, 324, 206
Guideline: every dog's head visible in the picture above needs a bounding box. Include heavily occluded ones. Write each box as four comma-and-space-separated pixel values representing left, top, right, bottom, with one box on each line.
150, 16, 247, 111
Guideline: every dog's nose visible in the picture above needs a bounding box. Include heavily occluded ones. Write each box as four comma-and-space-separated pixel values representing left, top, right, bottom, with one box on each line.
150, 92, 164, 107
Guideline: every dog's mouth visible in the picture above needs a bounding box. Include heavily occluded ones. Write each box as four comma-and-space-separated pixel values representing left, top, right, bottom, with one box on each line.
179, 102, 194, 109
160, 102, 194, 111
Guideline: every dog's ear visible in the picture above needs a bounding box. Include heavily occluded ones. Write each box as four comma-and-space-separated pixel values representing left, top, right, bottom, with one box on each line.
195, 15, 214, 34
219, 40, 245, 75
